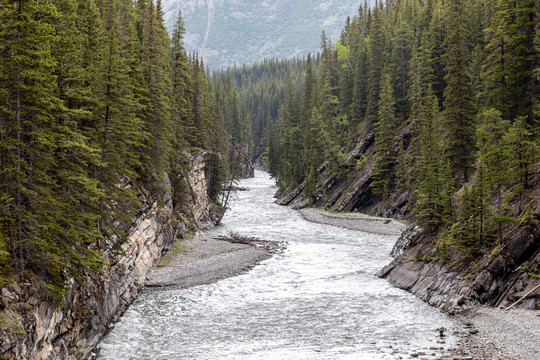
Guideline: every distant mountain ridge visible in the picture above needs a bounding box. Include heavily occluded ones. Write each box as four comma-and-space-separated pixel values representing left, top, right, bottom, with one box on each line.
162, 0, 371, 70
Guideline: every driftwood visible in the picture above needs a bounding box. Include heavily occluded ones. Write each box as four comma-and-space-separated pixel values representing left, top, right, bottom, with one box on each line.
214, 233, 285, 253
505, 283, 540, 311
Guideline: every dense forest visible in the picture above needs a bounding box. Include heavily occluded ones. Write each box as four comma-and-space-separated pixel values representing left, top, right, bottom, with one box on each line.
0, 0, 249, 301
225, 0, 539, 260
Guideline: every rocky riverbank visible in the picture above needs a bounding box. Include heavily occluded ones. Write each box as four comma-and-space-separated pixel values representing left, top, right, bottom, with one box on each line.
454, 307, 540, 360
146, 234, 284, 290
297, 207, 540, 360
0, 151, 227, 360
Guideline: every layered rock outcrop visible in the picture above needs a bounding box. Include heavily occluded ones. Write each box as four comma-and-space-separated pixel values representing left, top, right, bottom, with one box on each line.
379, 212, 540, 313
0, 152, 225, 359
276, 131, 409, 219
186, 151, 227, 229
231, 142, 254, 179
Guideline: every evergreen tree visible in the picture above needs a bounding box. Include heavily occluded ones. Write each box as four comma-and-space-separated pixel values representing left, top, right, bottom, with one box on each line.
372, 69, 397, 198
425, 1, 446, 104
390, 7, 414, 120
0, 0, 104, 298
477, 108, 510, 242
483, 0, 539, 122
365, 3, 386, 125
442, 0, 476, 183
140, 0, 173, 175
414, 87, 442, 233
503, 116, 538, 204
169, 10, 191, 206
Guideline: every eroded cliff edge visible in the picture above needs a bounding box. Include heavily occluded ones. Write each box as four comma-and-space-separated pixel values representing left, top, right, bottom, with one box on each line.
276, 126, 540, 313
0, 151, 226, 360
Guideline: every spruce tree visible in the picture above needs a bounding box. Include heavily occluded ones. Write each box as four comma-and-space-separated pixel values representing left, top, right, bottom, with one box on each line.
140, 0, 173, 176
365, 3, 386, 125
372, 69, 397, 198
169, 10, 191, 206
414, 87, 442, 233
477, 108, 510, 242
442, 0, 476, 183
0, 0, 104, 298
483, 0, 539, 122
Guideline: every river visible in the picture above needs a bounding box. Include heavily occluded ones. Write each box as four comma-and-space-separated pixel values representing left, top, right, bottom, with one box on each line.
98, 170, 460, 359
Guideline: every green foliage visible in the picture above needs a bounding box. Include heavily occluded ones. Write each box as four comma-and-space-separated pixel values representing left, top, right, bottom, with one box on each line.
413, 249, 433, 264
519, 261, 540, 279
483, 0, 538, 121
372, 69, 397, 198
414, 87, 443, 233
0, 0, 231, 305
442, 0, 476, 183
225, 0, 538, 267
2, 0, 537, 304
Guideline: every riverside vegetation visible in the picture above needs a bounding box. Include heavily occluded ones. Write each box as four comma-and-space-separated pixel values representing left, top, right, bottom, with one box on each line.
0, 0, 251, 336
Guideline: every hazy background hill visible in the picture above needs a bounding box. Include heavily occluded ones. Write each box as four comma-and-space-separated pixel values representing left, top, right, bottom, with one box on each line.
162, 0, 371, 70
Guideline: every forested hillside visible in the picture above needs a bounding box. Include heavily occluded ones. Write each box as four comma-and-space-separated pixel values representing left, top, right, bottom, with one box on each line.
231, 0, 539, 306
0, 0, 249, 302
161, 0, 372, 69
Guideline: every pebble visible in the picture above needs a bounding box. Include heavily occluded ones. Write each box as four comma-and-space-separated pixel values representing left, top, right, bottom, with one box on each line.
456, 306, 540, 360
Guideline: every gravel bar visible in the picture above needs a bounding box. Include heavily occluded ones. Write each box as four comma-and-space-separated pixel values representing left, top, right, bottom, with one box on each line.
298, 208, 407, 235
145, 234, 281, 290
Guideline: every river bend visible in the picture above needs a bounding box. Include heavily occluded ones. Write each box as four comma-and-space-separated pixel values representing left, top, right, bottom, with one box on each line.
98, 171, 459, 359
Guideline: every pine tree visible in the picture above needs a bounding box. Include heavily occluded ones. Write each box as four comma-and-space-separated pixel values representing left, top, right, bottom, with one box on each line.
456, 164, 493, 252
351, 26, 369, 127
390, 7, 415, 120
140, 0, 173, 176
483, 0, 539, 122
92, 0, 148, 237
424, 1, 446, 103
169, 10, 191, 207
503, 116, 538, 205
477, 108, 510, 242
0, 0, 104, 298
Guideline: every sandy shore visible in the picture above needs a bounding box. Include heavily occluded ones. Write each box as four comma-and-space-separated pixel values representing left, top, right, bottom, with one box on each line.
298, 208, 407, 235
145, 234, 282, 290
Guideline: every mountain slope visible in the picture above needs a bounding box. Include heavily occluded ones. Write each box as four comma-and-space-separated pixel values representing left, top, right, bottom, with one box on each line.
162, 0, 370, 69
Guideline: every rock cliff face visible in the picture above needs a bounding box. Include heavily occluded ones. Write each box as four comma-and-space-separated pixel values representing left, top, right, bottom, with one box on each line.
0, 152, 225, 360
378, 170, 540, 312
186, 151, 227, 228
276, 128, 410, 219
379, 202, 540, 313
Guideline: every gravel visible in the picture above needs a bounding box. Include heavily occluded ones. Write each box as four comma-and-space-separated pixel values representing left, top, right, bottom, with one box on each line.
298, 208, 407, 235
453, 306, 540, 360
145, 235, 277, 290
